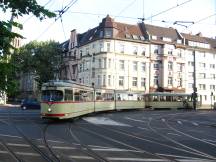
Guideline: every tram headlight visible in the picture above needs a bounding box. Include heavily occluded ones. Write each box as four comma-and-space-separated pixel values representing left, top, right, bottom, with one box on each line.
48, 108, 52, 112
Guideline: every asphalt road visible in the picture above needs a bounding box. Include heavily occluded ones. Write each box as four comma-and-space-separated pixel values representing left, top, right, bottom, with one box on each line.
0, 107, 216, 162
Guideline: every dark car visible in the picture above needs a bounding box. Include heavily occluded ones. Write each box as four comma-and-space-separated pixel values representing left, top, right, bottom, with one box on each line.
21, 98, 40, 110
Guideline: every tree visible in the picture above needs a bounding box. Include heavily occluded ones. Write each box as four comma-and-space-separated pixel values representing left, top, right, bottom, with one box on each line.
0, 0, 56, 54
14, 40, 61, 89
0, 0, 56, 97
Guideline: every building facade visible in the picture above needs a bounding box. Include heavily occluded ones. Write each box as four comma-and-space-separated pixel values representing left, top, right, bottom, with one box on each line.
60, 15, 216, 108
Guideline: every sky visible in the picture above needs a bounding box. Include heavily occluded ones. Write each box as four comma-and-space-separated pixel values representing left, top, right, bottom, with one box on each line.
1, 0, 216, 44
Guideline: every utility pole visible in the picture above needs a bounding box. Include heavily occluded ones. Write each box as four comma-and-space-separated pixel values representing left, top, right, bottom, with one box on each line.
192, 50, 197, 110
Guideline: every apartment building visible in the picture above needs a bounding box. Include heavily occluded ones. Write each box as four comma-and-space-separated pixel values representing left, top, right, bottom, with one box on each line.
60, 15, 216, 108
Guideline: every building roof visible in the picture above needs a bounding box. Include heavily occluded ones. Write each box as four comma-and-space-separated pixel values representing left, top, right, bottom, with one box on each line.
67, 15, 216, 51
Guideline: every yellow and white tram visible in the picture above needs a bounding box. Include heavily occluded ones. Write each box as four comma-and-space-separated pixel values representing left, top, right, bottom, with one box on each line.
40, 80, 145, 119
144, 92, 193, 109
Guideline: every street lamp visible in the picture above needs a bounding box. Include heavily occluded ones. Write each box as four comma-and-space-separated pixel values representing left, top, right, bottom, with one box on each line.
192, 50, 197, 110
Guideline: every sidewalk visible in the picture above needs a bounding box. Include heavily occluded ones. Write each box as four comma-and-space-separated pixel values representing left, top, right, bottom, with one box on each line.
0, 104, 20, 108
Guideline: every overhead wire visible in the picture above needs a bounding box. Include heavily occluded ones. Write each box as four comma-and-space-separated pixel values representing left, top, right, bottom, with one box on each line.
22, 0, 53, 25
35, 0, 78, 40
114, 0, 137, 19
146, 0, 192, 20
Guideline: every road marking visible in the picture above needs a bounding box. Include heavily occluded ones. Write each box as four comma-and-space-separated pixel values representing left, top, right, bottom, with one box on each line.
15, 152, 40, 156
107, 157, 168, 161
138, 127, 149, 131
69, 155, 94, 160
177, 121, 182, 125
0, 150, 8, 154
0, 134, 22, 139
202, 139, 216, 143
83, 117, 131, 126
161, 118, 166, 122
125, 117, 148, 123
167, 132, 181, 137
7, 143, 30, 147
52, 146, 74, 150
192, 122, 199, 126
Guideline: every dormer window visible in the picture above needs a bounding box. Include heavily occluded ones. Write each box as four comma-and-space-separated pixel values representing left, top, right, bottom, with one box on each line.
152, 35, 157, 40
177, 39, 182, 44
132, 35, 138, 40
104, 29, 112, 38
140, 36, 145, 40
125, 34, 131, 39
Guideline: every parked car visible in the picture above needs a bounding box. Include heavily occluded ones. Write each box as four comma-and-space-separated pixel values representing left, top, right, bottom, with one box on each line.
21, 98, 40, 110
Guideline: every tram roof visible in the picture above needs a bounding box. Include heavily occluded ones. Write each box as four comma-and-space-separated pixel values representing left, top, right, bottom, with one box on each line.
145, 92, 192, 96
42, 80, 93, 89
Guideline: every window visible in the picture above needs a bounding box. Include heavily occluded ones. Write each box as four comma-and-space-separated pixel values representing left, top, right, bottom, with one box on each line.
199, 84, 206, 90
177, 63, 183, 72
141, 47, 146, 56
210, 64, 215, 69
168, 77, 173, 86
168, 61, 173, 71
119, 60, 125, 70
132, 77, 138, 87
98, 59, 102, 68
141, 78, 146, 87
80, 50, 82, 58
210, 85, 215, 91
103, 58, 107, 68
133, 46, 138, 55
107, 42, 111, 52
199, 73, 206, 79
154, 49, 159, 54
79, 64, 82, 72
154, 76, 159, 85
92, 68, 95, 78
103, 75, 106, 86
108, 59, 111, 68
120, 44, 124, 53
177, 78, 182, 87
141, 62, 146, 72
119, 76, 124, 86
154, 63, 159, 69
64, 89, 73, 101
188, 83, 193, 89
210, 74, 216, 79
92, 56, 95, 62
177, 49, 183, 57
199, 62, 206, 68
168, 49, 173, 55
86, 48, 89, 55
133, 61, 138, 71
188, 61, 194, 66
97, 75, 101, 86
108, 75, 111, 86
100, 43, 103, 52
104, 29, 112, 37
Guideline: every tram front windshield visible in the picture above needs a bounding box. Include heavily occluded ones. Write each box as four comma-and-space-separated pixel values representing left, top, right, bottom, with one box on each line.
41, 90, 63, 102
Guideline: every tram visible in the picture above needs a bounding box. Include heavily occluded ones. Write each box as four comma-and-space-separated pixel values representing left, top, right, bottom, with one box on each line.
40, 80, 145, 119
144, 92, 193, 109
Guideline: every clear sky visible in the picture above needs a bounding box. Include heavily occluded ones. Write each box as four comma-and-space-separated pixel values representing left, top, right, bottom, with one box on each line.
1, 0, 216, 44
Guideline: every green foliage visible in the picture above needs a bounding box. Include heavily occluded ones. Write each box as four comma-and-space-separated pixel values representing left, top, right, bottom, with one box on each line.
14, 40, 61, 89
0, 0, 56, 55
0, 0, 56, 96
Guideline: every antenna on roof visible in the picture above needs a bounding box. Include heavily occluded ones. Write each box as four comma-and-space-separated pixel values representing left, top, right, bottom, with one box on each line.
173, 21, 194, 28
138, 0, 145, 22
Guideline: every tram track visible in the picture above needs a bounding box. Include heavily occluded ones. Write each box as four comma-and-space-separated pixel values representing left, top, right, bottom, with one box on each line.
0, 120, 24, 162
68, 122, 111, 162
147, 116, 216, 160
79, 112, 216, 162
1, 111, 63, 162
75, 123, 177, 162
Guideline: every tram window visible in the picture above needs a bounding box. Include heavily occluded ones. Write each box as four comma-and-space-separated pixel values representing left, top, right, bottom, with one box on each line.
64, 89, 73, 101
41, 90, 63, 101
74, 92, 81, 101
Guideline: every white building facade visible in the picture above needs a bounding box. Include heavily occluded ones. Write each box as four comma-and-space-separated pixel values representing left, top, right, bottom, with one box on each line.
60, 15, 216, 108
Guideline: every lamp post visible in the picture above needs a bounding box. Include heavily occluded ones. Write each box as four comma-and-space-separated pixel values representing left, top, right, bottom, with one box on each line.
192, 50, 197, 110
